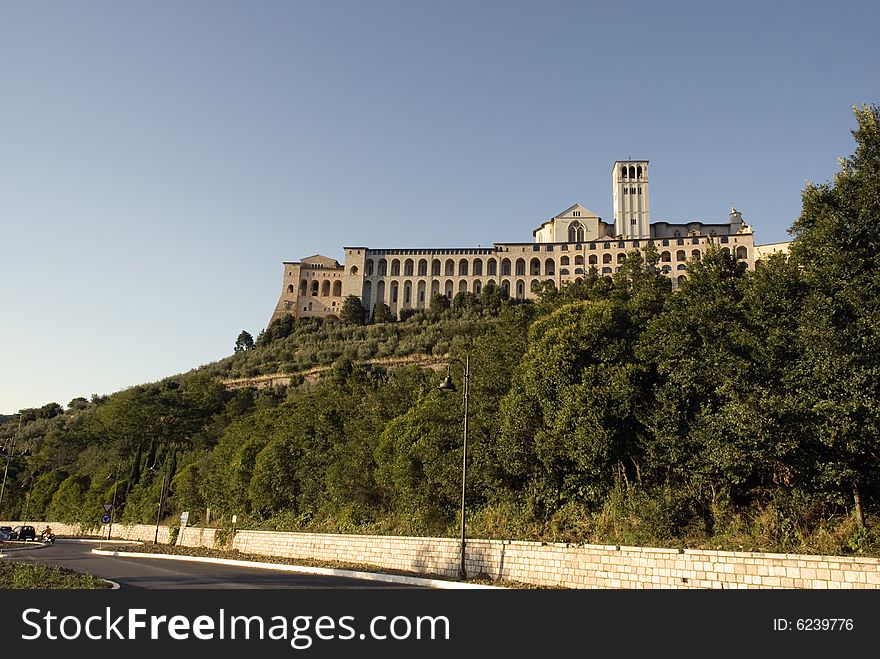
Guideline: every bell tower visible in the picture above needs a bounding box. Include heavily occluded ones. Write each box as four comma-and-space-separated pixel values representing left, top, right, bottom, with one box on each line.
612, 160, 650, 239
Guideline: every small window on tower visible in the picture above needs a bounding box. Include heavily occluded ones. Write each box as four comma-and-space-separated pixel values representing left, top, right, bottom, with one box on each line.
573, 211, 580, 217
631, 218, 637, 226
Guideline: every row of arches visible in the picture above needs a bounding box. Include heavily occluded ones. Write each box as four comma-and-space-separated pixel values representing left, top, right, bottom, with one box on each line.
363, 277, 532, 307
291, 279, 343, 297
362, 248, 750, 281
659, 246, 748, 262
621, 164, 644, 179
365, 256, 566, 279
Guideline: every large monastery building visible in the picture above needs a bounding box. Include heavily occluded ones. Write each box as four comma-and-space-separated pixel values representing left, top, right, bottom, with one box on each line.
271, 160, 787, 323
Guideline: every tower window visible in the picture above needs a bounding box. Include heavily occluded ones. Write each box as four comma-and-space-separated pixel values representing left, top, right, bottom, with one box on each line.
573, 211, 580, 217
631, 219, 637, 226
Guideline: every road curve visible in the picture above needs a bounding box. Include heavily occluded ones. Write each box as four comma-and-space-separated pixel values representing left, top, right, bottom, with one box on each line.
3, 540, 422, 589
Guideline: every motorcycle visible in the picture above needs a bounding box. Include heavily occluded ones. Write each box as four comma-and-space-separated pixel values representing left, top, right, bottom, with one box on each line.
39, 531, 56, 544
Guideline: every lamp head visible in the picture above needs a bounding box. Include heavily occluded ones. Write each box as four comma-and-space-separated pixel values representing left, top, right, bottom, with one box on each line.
438, 376, 457, 393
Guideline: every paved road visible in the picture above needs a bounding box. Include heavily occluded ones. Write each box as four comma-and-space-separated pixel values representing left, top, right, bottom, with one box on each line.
2, 540, 422, 589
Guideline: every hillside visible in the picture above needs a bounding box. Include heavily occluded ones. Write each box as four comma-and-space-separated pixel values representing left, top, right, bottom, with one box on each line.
2, 105, 879, 557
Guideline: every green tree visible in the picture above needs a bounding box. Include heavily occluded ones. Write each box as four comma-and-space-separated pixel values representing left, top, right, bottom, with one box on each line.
340, 295, 366, 325
429, 293, 450, 314
788, 104, 880, 527
234, 330, 255, 352
372, 302, 393, 323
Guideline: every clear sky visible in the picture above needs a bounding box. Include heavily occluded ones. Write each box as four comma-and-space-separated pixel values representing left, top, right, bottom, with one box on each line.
1, 0, 877, 415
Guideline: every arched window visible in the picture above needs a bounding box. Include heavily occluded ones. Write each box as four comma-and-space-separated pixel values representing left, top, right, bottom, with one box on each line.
589, 255, 597, 265
363, 280, 372, 308
629, 165, 635, 178
617, 253, 626, 264
530, 258, 541, 276
404, 259, 414, 276
661, 251, 671, 262
574, 267, 584, 275
287, 284, 295, 293
300, 280, 308, 296
560, 256, 570, 266
574, 255, 584, 265
677, 264, 687, 270
458, 259, 469, 276
602, 254, 612, 264
349, 265, 358, 276
332, 280, 342, 296
445, 280, 454, 299
365, 260, 374, 276
391, 259, 400, 276
622, 166, 628, 178
501, 259, 511, 276
560, 268, 569, 275
473, 259, 483, 276
602, 267, 612, 274
516, 280, 525, 299
378, 259, 387, 276
321, 280, 330, 296
445, 259, 455, 276
515, 258, 526, 276
404, 281, 412, 304
311, 281, 319, 296
501, 279, 510, 295
691, 250, 701, 260
637, 165, 642, 178
736, 246, 748, 260
418, 259, 428, 276
417, 280, 426, 307
544, 258, 554, 276
676, 250, 686, 261
390, 281, 399, 304
487, 258, 497, 276
459, 280, 467, 293
432, 260, 441, 276
568, 221, 585, 243
474, 281, 482, 295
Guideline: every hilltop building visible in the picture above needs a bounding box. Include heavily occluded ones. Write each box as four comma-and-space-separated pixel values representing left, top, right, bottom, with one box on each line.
271, 160, 787, 323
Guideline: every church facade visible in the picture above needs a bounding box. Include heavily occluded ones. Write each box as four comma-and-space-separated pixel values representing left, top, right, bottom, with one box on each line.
271, 160, 786, 323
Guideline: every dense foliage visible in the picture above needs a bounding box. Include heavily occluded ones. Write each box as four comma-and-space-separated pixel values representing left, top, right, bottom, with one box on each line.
2, 105, 879, 556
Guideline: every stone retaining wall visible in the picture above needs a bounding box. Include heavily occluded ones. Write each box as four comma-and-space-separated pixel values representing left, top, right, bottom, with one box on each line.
6, 520, 880, 588
0, 521, 170, 544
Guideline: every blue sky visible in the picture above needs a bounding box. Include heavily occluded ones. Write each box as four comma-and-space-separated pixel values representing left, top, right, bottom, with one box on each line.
1, 0, 877, 414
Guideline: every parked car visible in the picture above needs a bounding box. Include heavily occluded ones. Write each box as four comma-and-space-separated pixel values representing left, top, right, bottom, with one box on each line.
9, 525, 36, 541
0, 526, 12, 540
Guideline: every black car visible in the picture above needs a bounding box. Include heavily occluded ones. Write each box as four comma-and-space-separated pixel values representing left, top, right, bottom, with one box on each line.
9, 525, 36, 541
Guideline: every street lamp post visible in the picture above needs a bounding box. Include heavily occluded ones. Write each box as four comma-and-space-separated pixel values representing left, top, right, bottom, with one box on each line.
438, 353, 470, 580
151, 458, 170, 545
107, 464, 121, 541
0, 414, 31, 515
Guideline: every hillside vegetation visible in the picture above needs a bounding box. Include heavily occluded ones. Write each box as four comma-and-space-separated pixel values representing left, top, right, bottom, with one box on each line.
2, 104, 879, 556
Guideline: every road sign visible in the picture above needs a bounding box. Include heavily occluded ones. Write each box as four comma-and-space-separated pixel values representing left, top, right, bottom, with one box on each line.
103, 503, 113, 512
101, 514, 111, 524
180, 511, 189, 527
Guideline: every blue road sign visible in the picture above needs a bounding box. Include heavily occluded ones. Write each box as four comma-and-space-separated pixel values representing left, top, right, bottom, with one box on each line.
101, 514, 111, 524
